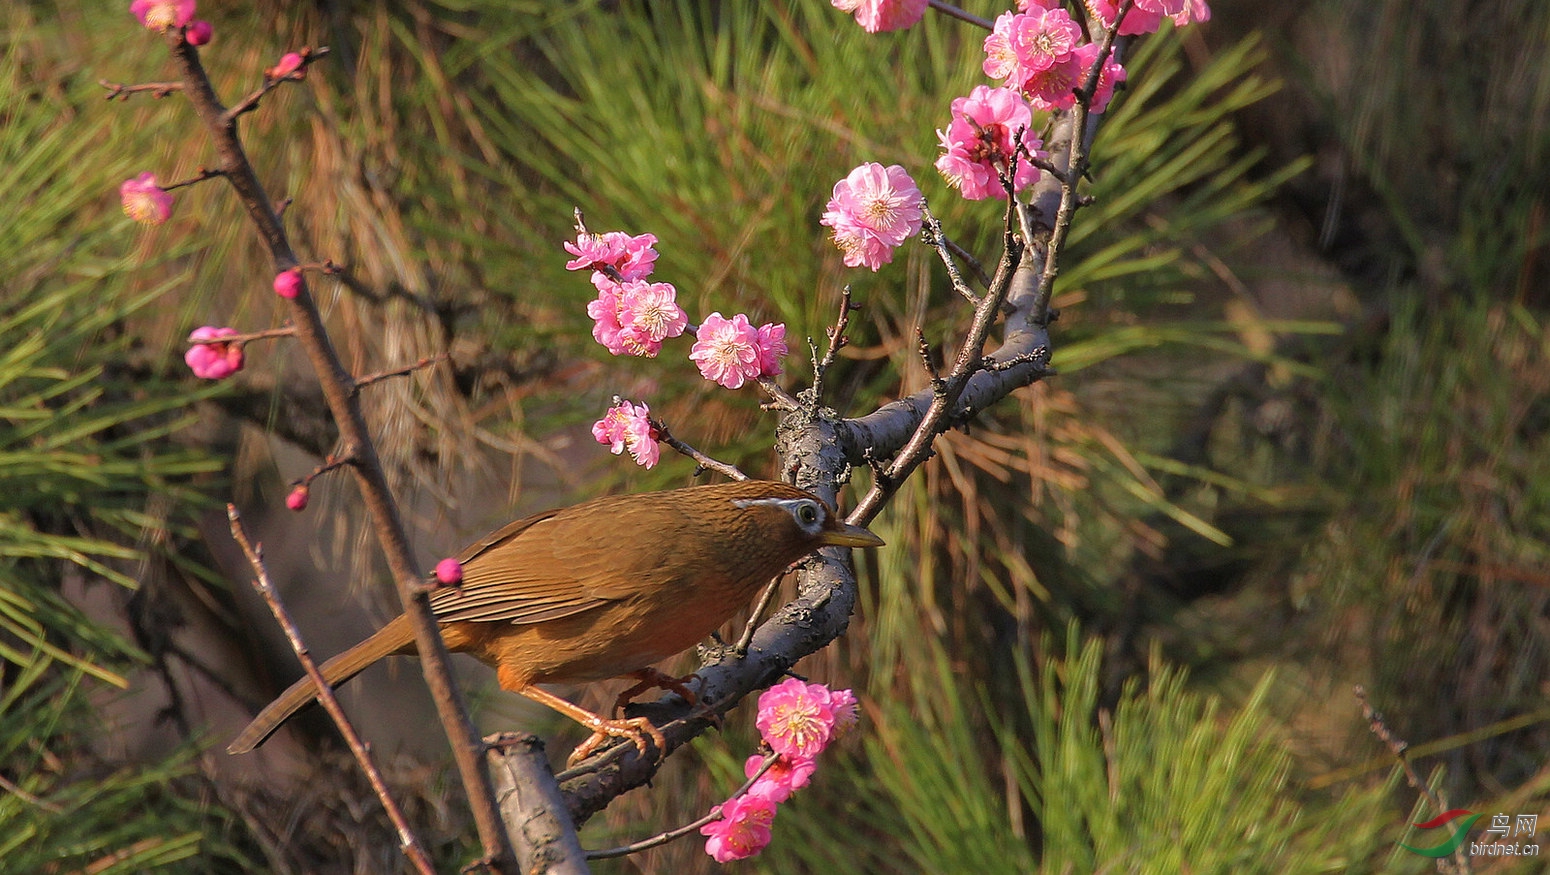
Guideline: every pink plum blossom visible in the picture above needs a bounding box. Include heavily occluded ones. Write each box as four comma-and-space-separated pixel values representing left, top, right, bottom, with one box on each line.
830, 0, 927, 33
934, 85, 1043, 201
982, 8, 1081, 86
184, 326, 244, 380
1090, 0, 1187, 35
1022, 43, 1126, 114
586, 282, 628, 355
700, 793, 776, 863
828, 688, 861, 738
689, 312, 763, 389
273, 268, 303, 299
819, 163, 923, 270
185, 19, 212, 45
120, 173, 173, 225
592, 399, 660, 469
434, 557, 463, 586
130, 0, 195, 30
745, 754, 816, 804
587, 279, 686, 357
755, 322, 787, 378
1085, 44, 1128, 114
285, 485, 309, 511
616, 280, 688, 356
563, 230, 659, 281
756, 677, 838, 759
1173, 0, 1211, 25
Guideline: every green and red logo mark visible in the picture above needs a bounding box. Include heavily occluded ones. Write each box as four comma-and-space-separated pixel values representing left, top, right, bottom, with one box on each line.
1399, 809, 1484, 857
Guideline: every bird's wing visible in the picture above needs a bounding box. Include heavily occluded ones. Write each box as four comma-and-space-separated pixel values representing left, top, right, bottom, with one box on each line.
429, 505, 671, 625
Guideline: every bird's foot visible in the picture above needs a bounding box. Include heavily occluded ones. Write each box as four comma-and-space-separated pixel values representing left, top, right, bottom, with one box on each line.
566, 715, 666, 767
613, 668, 702, 717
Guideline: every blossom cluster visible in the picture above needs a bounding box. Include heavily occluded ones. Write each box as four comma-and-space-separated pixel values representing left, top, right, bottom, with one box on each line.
568, 229, 789, 469
567, 230, 786, 393
700, 679, 860, 863
830, 0, 1208, 206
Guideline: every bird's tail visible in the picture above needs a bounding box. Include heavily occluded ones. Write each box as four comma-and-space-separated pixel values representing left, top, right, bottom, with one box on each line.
227, 615, 414, 754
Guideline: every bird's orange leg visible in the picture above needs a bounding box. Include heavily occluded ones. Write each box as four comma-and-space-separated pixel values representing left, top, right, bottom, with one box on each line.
612, 668, 701, 717
497, 667, 665, 766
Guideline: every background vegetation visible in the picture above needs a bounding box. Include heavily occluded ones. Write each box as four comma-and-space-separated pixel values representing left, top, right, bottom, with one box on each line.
2, 0, 1545, 871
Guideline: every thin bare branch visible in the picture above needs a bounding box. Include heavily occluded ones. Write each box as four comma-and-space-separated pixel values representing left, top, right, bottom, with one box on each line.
227, 505, 436, 875
1355, 686, 1473, 875
810, 286, 857, 409
225, 46, 331, 120
651, 418, 749, 481
354, 353, 451, 393
99, 79, 184, 100
921, 206, 982, 305
186, 325, 296, 346
585, 755, 779, 860
161, 33, 517, 869
927, 0, 994, 30
734, 578, 783, 655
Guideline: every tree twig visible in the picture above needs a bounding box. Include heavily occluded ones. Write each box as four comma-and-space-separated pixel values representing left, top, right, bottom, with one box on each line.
651, 418, 748, 481
585, 754, 779, 860
99, 79, 184, 100
354, 353, 451, 393
161, 31, 519, 870
226, 505, 436, 875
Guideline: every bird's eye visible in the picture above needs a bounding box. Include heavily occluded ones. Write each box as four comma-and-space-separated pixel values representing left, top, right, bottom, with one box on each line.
796, 501, 820, 526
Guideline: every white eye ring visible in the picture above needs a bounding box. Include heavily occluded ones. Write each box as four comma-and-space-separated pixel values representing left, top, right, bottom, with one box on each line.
733, 497, 826, 532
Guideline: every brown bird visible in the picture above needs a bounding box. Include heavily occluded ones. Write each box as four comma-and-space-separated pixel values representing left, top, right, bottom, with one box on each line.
227, 480, 883, 763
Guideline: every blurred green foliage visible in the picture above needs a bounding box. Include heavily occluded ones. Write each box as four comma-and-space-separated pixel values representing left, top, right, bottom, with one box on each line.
8, 0, 1547, 871
0, 30, 249, 872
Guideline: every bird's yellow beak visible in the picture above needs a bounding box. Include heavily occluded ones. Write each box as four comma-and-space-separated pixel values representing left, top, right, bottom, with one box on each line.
819, 521, 885, 548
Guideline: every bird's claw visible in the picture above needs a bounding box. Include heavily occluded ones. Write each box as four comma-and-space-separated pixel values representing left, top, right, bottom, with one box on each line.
566, 715, 666, 767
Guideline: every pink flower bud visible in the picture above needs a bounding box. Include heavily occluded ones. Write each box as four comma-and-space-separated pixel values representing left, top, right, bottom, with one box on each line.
285, 485, 309, 511
268, 52, 305, 80
273, 268, 303, 299
120, 173, 174, 226
434, 557, 463, 586
185, 19, 212, 45
183, 326, 244, 380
